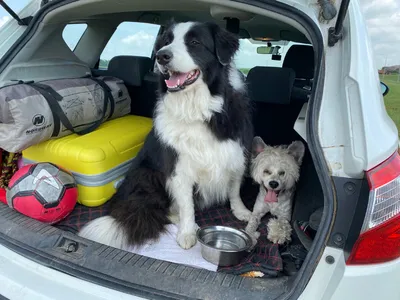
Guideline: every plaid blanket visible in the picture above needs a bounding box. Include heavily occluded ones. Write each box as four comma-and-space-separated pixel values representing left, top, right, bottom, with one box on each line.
56, 179, 283, 277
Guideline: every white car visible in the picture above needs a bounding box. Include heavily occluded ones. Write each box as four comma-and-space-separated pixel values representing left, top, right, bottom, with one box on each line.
0, 0, 399, 299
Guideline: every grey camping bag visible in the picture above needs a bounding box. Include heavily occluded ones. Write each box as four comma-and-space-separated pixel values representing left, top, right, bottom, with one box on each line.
0, 76, 131, 152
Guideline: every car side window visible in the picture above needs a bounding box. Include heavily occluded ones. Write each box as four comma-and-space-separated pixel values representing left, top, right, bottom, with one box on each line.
98, 22, 160, 70
62, 23, 88, 51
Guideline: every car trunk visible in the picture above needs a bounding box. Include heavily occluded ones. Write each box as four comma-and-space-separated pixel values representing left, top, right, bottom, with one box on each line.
0, 0, 332, 299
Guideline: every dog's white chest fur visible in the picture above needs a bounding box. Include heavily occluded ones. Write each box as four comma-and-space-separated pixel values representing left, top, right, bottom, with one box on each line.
154, 85, 245, 206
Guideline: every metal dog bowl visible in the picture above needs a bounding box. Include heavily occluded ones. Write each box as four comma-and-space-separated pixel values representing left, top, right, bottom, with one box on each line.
197, 225, 253, 266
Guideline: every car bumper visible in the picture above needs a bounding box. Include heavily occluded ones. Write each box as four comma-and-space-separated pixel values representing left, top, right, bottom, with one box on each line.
0, 244, 143, 300
299, 246, 400, 300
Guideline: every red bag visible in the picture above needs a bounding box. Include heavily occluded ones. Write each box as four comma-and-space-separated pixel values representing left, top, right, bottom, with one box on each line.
0, 188, 6, 204
0, 149, 5, 204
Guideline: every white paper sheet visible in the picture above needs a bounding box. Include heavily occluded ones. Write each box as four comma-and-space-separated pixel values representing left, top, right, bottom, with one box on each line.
128, 224, 218, 272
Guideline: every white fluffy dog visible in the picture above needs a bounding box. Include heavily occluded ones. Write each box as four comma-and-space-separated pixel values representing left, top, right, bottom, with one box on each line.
245, 137, 305, 245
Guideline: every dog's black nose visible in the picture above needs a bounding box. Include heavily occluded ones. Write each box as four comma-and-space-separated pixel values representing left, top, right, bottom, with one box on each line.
269, 181, 279, 189
156, 49, 173, 65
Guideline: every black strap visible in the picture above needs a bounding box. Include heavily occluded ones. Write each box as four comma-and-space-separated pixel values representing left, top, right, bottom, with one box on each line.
81, 74, 116, 119
28, 82, 108, 136
90, 77, 115, 119
26, 83, 60, 137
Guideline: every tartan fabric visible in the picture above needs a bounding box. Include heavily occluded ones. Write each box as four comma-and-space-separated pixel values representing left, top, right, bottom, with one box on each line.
55, 178, 283, 277
56, 201, 111, 234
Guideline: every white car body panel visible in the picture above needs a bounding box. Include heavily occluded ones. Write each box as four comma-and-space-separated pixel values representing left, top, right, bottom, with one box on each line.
318, 0, 398, 178
299, 246, 400, 300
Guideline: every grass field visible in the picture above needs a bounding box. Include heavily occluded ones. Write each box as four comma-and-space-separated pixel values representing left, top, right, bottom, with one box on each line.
239, 68, 251, 75
380, 74, 400, 132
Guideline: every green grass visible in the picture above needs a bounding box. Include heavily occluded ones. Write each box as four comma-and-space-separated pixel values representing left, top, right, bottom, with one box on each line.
239, 68, 251, 75
380, 74, 400, 132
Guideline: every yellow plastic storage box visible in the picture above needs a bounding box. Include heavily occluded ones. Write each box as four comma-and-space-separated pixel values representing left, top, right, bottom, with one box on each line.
22, 115, 152, 207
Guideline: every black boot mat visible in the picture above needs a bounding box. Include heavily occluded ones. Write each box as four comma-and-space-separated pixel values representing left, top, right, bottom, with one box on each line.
55, 179, 283, 277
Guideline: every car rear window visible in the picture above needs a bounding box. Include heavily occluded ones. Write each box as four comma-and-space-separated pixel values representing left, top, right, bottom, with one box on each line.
62, 23, 88, 51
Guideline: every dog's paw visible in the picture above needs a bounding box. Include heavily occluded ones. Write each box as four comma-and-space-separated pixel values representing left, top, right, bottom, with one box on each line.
232, 207, 252, 222
244, 226, 260, 246
267, 218, 292, 245
249, 232, 259, 247
176, 230, 197, 249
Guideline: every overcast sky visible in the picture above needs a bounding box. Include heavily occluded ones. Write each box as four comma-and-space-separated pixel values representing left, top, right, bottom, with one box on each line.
359, 0, 400, 68
0, 0, 399, 69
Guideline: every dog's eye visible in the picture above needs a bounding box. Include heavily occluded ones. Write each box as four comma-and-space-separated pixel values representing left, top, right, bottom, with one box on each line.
190, 40, 200, 45
279, 171, 285, 176
264, 170, 271, 175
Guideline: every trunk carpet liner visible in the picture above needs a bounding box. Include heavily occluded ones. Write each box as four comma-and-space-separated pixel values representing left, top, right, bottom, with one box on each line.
55, 178, 283, 277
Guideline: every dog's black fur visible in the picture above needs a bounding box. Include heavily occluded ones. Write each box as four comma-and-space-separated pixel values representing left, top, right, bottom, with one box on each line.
82, 22, 253, 246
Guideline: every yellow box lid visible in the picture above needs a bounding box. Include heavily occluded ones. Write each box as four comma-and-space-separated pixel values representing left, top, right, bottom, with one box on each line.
23, 115, 152, 175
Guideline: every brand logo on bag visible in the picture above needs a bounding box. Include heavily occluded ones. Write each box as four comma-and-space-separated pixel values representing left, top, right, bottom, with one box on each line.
32, 114, 46, 126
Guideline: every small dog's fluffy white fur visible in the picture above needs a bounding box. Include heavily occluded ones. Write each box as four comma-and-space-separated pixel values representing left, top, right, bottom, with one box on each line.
245, 136, 305, 245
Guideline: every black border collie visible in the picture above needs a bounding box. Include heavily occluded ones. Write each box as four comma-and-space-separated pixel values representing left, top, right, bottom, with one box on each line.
79, 21, 253, 249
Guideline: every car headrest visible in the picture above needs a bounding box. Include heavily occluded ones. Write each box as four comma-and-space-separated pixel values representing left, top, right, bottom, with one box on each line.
246, 66, 295, 105
282, 45, 314, 80
108, 56, 153, 86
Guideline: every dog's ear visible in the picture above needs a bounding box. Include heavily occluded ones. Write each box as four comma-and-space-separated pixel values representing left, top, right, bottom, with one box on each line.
210, 24, 239, 66
252, 136, 266, 157
287, 141, 305, 165
154, 19, 175, 54
165, 18, 176, 29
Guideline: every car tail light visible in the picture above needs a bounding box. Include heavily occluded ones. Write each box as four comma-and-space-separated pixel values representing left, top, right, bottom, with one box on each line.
346, 151, 400, 265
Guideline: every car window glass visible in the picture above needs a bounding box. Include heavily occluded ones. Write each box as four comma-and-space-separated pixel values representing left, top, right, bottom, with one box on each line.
99, 22, 160, 69
62, 23, 88, 51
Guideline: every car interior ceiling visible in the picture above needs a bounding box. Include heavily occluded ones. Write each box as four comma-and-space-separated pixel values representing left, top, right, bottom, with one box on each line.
1, 1, 324, 280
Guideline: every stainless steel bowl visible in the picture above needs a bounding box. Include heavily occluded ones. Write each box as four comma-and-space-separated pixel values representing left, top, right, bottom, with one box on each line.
196, 225, 253, 267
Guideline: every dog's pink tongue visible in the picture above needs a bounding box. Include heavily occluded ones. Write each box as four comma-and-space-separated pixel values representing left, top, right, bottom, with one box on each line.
165, 72, 188, 88
265, 190, 278, 203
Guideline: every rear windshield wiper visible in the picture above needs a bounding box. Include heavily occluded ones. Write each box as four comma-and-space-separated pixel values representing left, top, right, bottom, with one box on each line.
0, 0, 32, 26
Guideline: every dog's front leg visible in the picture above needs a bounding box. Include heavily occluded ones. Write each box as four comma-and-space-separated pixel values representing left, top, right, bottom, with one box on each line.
245, 195, 270, 243
168, 173, 198, 250
229, 172, 252, 222
245, 214, 262, 245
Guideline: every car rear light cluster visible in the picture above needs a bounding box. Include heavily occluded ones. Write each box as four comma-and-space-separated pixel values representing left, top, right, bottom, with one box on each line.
347, 151, 400, 265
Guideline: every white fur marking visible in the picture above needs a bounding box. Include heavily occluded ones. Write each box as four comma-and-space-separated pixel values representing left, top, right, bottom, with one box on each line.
228, 62, 245, 91
167, 165, 198, 249
78, 216, 129, 250
157, 83, 223, 123
155, 91, 245, 207
160, 22, 198, 73
229, 168, 252, 222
